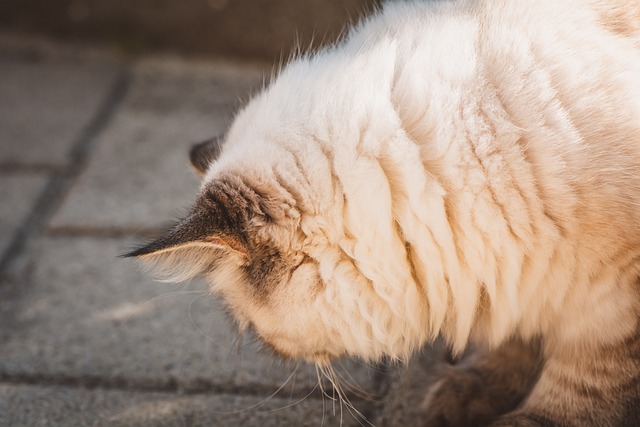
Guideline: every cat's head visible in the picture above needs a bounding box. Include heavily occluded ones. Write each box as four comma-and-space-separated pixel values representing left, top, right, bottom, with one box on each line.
126, 123, 428, 365
127, 41, 430, 364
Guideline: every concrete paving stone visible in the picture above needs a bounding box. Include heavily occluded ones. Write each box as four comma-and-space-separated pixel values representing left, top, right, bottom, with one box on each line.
0, 45, 120, 168
0, 383, 365, 427
0, 174, 48, 257
0, 237, 375, 394
377, 343, 449, 426
49, 57, 267, 231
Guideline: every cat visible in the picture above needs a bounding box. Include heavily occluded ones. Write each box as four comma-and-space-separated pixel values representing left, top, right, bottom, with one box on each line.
126, 0, 640, 425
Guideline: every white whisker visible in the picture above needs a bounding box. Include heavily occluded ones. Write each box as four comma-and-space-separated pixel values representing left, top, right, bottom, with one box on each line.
260, 383, 319, 413
333, 360, 380, 401
206, 367, 299, 415
325, 364, 375, 427
142, 290, 205, 306
187, 294, 223, 347
317, 365, 327, 427
288, 361, 299, 400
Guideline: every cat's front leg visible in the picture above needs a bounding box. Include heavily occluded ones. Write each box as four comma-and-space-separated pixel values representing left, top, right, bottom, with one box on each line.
421, 338, 542, 427
489, 331, 640, 427
487, 412, 554, 426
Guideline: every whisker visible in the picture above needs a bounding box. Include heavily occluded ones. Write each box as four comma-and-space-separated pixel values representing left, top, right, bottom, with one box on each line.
333, 360, 380, 400
320, 365, 343, 426
142, 290, 205, 306
187, 294, 223, 347
289, 361, 299, 400
331, 366, 337, 417
326, 364, 375, 427
318, 364, 327, 427
260, 383, 319, 413
205, 367, 299, 415
316, 364, 337, 402
231, 329, 245, 356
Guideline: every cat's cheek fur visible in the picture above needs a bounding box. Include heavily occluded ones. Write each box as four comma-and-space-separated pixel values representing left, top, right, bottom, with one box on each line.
212, 247, 417, 363
222, 261, 346, 362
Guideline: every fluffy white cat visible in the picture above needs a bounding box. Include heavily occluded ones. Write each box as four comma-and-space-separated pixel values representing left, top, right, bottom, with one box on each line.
128, 1, 640, 425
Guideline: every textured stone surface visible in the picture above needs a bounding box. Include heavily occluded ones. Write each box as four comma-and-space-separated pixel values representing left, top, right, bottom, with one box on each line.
0, 46, 119, 168
0, 38, 420, 426
49, 58, 265, 231
378, 344, 449, 426
0, 384, 364, 427
1, 237, 301, 388
0, 237, 375, 395
0, 175, 47, 257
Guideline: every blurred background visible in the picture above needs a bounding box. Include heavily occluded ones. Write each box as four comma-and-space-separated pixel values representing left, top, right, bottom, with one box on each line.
1, 0, 379, 61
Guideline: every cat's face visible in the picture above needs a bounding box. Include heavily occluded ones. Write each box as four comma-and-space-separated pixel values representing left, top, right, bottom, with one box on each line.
127, 141, 388, 364
127, 38, 428, 364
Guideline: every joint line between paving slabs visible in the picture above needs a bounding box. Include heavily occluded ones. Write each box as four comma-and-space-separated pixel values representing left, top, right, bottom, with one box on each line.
0, 371, 377, 404
0, 62, 395, 424
0, 66, 133, 278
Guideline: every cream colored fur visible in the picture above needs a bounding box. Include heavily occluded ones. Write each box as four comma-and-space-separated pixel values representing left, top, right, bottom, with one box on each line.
169, 0, 640, 366
141, 0, 640, 376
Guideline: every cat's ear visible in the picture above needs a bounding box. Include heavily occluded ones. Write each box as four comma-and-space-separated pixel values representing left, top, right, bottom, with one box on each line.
123, 207, 248, 281
189, 136, 223, 175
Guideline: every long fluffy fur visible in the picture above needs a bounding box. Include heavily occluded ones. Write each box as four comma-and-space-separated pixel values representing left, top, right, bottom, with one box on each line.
136, 1, 640, 423
195, 0, 640, 360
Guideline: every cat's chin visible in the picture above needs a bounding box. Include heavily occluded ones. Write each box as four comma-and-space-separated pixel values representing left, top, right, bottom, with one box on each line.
240, 319, 339, 364
261, 336, 342, 365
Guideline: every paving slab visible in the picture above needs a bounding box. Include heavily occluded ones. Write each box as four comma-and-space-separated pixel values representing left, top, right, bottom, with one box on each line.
0, 383, 365, 427
0, 46, 120, 168
0, 236, 375, 394
377, 343, 450, 426
0, 174, 48, 257
49, 58, 266, 231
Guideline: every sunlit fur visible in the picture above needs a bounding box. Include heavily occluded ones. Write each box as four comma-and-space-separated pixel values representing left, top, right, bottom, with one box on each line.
137, 0, 640, 423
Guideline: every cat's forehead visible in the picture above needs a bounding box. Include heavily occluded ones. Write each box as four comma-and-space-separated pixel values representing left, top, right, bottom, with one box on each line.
194, 174, 267, 223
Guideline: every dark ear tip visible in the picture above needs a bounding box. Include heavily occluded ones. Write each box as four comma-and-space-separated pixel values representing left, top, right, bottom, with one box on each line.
121, 236, 172, 258
119, 245, 152, 259
190, 136, 223, 175
189, 141, 210, 174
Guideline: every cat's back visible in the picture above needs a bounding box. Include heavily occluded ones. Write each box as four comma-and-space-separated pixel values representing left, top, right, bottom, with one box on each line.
225, 0, 640, 253
362, 0, 640, 249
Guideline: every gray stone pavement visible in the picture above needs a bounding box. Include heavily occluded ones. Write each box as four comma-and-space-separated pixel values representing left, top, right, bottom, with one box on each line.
0, 37, 441, 426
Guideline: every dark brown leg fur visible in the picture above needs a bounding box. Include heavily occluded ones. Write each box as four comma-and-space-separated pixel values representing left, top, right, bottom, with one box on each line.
423, 331, 640, 427
490, 331, 640, 427
421, 338, 543, 427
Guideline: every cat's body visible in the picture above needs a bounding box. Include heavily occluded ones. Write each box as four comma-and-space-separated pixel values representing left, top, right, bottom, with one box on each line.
128, 1, 640, 425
